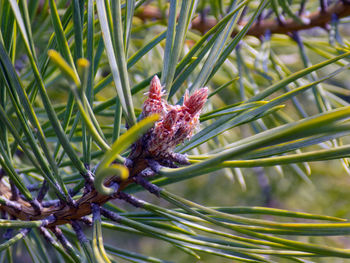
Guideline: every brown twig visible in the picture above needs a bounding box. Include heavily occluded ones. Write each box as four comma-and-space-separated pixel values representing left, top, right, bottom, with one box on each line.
0, 159, 148, 226
135, 1, 350, 38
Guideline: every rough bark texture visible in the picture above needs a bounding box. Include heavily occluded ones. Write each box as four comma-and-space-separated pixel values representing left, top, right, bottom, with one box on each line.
0, 159, 148, 226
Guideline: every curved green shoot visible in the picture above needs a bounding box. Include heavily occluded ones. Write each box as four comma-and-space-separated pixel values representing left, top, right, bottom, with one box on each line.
94, 164, 129, 195
94, 114, 159, 195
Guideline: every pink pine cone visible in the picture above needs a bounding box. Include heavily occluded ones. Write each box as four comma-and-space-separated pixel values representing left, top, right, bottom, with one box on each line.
141, 76, 208, 158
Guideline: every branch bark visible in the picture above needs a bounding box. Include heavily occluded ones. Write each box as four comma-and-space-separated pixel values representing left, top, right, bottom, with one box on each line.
0, 159, 148, 226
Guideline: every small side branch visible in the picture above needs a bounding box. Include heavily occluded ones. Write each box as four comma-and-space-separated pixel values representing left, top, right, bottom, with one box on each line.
133, 176, 161, 197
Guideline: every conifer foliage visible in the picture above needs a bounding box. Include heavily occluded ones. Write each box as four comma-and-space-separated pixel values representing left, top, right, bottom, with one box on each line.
1, 0, 350, 262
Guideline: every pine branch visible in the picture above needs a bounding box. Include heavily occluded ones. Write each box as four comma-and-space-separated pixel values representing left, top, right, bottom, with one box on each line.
136, 1, 350, 37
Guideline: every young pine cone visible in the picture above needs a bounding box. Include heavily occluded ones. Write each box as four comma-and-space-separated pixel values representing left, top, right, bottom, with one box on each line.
142, 75, 208, 159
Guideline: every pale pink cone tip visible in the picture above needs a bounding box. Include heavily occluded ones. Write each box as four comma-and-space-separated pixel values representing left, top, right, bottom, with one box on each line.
183, 87, 208, 115
149, 75, 163, 100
